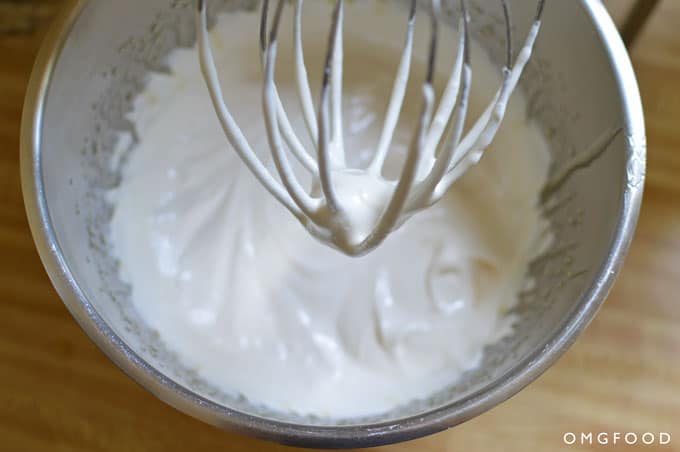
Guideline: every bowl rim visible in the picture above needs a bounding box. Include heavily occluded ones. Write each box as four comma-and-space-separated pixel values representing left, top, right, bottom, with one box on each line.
20, 0, 646, 448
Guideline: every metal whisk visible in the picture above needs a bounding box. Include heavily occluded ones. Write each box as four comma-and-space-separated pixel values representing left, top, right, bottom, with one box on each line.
197, 0, 546, 256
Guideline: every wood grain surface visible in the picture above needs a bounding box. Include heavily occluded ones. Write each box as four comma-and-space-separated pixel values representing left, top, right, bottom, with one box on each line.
1, 1, 678, 451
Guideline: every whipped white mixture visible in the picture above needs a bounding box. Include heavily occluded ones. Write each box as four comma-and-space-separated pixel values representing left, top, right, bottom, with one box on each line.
109, 2, 552, 418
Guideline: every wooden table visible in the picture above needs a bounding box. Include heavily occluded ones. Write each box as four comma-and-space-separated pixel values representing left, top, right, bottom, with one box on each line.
1, 1, 678, 451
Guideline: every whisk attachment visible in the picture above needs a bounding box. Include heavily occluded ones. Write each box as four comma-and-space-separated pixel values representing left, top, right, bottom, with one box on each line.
197, 0, 546, 256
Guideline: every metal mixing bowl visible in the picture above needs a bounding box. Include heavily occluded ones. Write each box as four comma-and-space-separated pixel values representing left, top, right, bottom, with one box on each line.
21, 0, 645, 448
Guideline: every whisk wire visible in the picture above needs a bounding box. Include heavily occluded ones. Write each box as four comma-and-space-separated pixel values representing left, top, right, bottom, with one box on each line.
331, 0, 345, 163
407, 0, 471, 213
436, 14, 542, 200
369, 0, 417, 175
259, 0, 318, 174
197, 0, 305, 221
357, 1, 441, 252
294, 0, 319, 146
263, 0, 318, 216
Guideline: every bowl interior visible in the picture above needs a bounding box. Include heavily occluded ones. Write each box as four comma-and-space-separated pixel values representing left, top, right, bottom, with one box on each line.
28, 0, 639, 435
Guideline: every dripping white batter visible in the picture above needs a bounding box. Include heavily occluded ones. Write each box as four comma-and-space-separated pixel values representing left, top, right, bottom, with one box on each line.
109, 2, 552, 417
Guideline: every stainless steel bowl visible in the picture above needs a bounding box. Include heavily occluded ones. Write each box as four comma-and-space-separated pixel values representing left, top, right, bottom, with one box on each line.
21, 0, 645, 448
